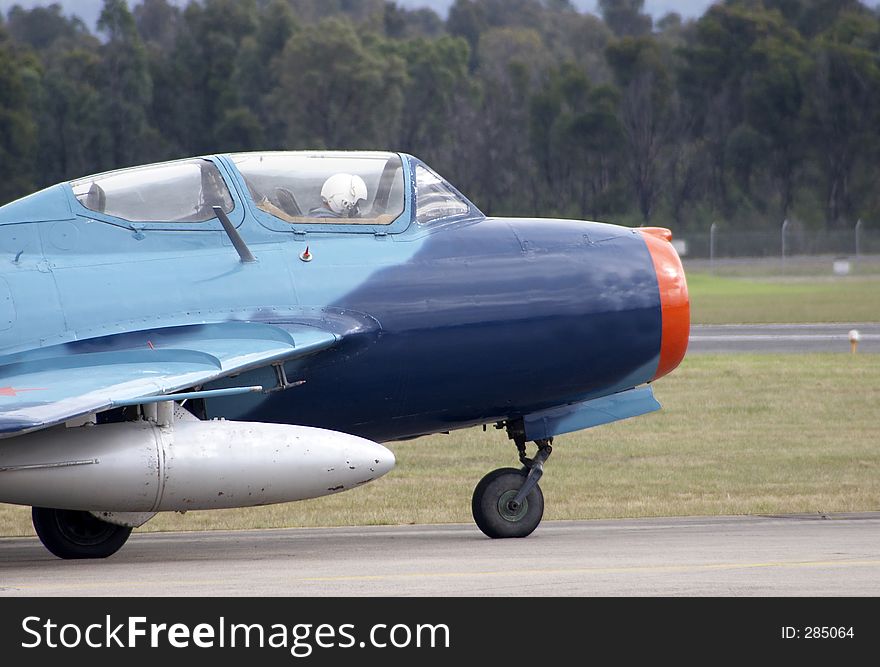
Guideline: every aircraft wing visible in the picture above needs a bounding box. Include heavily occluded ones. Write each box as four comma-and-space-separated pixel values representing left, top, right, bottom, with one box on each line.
0, 322, 337, 438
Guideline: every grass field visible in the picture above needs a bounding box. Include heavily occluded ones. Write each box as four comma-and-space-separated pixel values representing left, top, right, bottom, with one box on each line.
687, 273, 880, 324
685, 255, 880, 324
2, 353, 877, 537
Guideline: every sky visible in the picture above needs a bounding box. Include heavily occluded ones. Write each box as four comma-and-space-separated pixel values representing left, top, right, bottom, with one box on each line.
0, 0, 725, 31
403, 0, 717, 19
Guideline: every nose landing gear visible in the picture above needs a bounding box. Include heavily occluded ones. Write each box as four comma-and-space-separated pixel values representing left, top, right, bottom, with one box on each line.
471, 421, 553, 538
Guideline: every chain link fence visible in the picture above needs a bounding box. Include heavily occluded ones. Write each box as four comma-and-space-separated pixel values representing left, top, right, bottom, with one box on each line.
676, 220, 879, 260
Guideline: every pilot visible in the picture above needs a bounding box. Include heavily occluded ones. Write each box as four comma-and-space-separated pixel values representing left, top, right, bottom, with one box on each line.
309, 173, 368, 218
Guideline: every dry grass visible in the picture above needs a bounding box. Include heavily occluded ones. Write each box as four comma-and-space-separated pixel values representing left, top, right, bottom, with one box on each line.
1, 354, 878, 537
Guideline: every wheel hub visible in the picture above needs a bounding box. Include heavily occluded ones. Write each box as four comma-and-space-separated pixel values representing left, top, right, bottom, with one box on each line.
55, 510, 119, 546
497, 489, 528, 522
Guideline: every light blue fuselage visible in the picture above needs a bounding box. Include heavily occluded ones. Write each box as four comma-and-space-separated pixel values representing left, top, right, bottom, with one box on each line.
0, 154, 662, 442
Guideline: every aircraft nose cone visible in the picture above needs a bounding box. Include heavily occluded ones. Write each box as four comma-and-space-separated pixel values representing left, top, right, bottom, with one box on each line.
640, 228, 690, 380
354, 439, 396, 478
332, 433, 396, 483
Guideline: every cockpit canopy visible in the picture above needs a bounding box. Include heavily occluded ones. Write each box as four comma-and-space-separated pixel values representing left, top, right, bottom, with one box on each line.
71, 159, 235, 223
60, 151, 477, 230
231, 151, 405, 225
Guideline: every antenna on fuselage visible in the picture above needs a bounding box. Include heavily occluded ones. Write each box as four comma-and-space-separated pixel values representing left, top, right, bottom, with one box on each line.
213, 206, 256, 263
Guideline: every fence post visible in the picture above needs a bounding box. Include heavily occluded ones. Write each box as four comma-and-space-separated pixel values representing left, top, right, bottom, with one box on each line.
709, 221, 717, 272
781, 218, 790, 270
855, 219, 863, 262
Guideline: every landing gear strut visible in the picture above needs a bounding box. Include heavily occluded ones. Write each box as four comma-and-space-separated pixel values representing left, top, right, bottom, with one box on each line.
32, 507, 132, 559
472, 421, 553, 538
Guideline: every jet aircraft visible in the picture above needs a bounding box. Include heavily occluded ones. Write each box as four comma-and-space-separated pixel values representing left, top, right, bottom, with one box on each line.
0, 151, 688, 558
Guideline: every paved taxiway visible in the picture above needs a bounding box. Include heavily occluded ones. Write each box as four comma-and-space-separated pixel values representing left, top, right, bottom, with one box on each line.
1, 514, 878, 596
689, 323, 880, 354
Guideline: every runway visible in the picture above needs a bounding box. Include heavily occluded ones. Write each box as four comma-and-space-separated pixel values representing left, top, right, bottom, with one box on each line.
689, 323, 880, 353
2, 514, 879, 596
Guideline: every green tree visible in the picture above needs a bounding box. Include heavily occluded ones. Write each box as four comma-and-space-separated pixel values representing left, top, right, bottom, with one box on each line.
0, 32, 38, 202
742, 29, 808, 218
599, 0, 652, 37
4, 5, 105, 186
1, 0, 878, 231
286, 0, 386, 26
462, 26, 551, 214
725, 123, 766, 200
168, 0, 260, 154
764, 0, 864, 38
134, 0, 184, 50
6, 3, 90, 51
36, 45, 110, 184
230, 0, 298, 149
607, 36, 672, 223
529, 63, 623, 218
679, 3, 805, 219
271, 17, 406, 149
448, 0, 487, 68
805, 10, 880, 226
383, 2, 444, 38
135, 0, 187, 159
391, 35, 471, 159
97, 0, 155, 167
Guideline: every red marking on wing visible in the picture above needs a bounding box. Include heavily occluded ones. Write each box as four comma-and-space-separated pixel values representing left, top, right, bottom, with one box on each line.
0, 387, 48, 397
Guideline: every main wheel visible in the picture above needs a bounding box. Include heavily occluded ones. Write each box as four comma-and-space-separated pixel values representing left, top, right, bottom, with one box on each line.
472, 467, 544, 538
32, 507, 132, 559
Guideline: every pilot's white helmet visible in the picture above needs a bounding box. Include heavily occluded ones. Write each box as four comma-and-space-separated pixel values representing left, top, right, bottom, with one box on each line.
321, 173, 368, 216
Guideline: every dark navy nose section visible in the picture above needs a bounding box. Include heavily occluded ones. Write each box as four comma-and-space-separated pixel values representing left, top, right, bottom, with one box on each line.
500, 217, 664, 402
242, 215, 671, 441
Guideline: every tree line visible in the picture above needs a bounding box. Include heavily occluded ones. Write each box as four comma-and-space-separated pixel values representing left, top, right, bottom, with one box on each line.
1, 0, 879, 232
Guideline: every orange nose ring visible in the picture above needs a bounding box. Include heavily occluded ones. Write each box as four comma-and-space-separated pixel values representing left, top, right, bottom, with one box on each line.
641, 229, 689, 380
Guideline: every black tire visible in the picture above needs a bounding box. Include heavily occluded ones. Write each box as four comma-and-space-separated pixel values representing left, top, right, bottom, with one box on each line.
471, 467, 544, 539
32, 507, 132, 559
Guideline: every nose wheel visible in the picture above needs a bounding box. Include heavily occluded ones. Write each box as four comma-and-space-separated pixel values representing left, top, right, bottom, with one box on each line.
471, 430, 553, 539
472, 467, 544, 538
